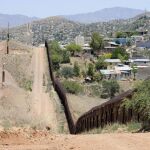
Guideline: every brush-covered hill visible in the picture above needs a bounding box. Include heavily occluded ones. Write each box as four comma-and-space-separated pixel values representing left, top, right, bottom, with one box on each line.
0, 16, 83, 45
0, 14, 150, 46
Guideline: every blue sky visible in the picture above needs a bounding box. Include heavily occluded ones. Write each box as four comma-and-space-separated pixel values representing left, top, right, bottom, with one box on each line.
0, 0, 149, 18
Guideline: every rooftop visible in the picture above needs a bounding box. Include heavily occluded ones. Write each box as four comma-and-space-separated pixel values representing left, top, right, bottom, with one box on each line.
105, 59, 121, 63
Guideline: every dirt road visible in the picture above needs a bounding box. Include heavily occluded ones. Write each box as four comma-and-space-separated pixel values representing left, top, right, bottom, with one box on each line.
32, 47, 58, 132
0, 131, 149, 150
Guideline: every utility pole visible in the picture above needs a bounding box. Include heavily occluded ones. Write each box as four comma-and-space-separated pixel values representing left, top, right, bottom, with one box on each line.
2, 63, 5, 88
6, 22, 9, 54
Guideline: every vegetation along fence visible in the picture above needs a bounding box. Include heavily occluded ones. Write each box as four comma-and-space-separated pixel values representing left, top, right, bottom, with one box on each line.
45, 40, 140, 134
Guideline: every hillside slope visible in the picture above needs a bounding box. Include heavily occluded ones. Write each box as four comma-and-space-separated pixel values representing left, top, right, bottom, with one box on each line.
0, 14, 150, 45
0, 16, 82, 45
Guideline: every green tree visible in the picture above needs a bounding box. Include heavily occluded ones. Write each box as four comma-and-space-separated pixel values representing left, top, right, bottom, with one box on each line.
87, 63, 95, 78
115, 32, 128, 38
48, 40, 63, 70
49, 40, 62, 55
66, 43, 82, 56
73, 61, 80, 77
90, 32, 104, 54
111, 47, 129, 60
95, 56, 108, 70
102, 80, 120, 98
132, 64, 138, 80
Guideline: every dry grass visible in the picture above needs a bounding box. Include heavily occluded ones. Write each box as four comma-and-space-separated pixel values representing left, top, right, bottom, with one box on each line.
84, 122, 142, 134
0, 40, 34, 89
67, 94, 107, 121
0, 54, 33, 90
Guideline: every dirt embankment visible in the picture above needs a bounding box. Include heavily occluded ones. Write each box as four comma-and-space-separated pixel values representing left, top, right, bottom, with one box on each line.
0, 130, 149, 150
0, 43, 59, 132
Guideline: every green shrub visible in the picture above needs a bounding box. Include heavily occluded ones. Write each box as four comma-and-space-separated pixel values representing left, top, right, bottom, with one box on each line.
102, 80, 120, 98
52, 54, 62, 70
21, 79, 32, 91
62, 80, 83, 94
87, 63, 95, 78
73, 61, 80, 77
123, 79, 150, 122
88, 84, 102, 97
61, 50, 70, 64
60, 67, 74, 79
66, 43, 82, 56
111, 47, 129, 60
81, 70, 86, 78
95, 57, 108, 70
93, 72, 103, 82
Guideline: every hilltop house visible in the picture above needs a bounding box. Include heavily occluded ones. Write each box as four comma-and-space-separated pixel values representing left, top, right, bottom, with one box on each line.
100, 63, 131, 80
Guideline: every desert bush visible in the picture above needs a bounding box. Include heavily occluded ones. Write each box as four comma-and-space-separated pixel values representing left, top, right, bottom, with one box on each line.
73, 61, 80, 77
62, 80, 83, 94
93, 72, 103, 82
95, 57, 108, 70
20, 78, 32, 91
61, 50, 70, 64
102, 80, 120, 98
81, 70, 86, 78
52, 54, 62, 70
123, 79, 150, 123
87, 63, 95, 78
111, 47, 129, 60
60, 67, 74, 79
66, 43, 82, 56
86, 84, 102, 97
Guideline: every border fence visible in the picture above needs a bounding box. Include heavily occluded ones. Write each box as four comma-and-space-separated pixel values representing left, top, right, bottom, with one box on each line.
45, 41, 139, 134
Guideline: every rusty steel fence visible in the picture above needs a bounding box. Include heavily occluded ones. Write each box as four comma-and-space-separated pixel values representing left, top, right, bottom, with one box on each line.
45, 41, 139, 134
75, 89, 139, 133
45, 41, 76, 134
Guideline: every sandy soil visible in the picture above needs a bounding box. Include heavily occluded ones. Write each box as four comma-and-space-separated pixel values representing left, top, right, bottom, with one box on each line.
0, 130, 149, 150
0, 67, 33, 127
0, 46, 58, 132
31, 47, 58, 132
